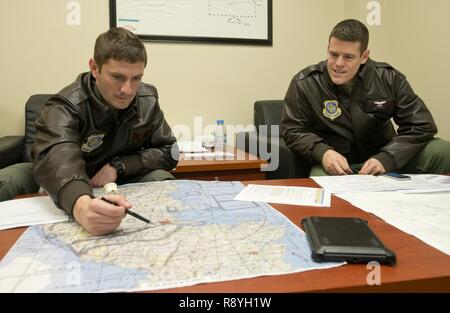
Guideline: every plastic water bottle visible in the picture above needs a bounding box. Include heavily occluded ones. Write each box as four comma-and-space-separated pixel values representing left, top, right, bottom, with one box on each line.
214, 119, 227, 152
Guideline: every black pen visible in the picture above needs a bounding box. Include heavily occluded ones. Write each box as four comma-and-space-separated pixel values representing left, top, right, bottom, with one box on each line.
100, 197, 151, 224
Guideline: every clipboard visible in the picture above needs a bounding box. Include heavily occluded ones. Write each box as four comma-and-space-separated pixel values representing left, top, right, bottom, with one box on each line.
302, 216, 396, 265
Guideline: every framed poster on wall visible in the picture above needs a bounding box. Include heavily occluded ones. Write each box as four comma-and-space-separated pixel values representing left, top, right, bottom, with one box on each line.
110, 0, 272, 45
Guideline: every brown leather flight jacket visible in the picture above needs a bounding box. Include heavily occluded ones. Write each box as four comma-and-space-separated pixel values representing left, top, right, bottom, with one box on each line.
32, 72, 178, 214
281, 59, 437, 172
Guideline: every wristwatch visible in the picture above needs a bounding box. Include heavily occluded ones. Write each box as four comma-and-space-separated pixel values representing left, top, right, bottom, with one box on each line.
109, 156, 126, 176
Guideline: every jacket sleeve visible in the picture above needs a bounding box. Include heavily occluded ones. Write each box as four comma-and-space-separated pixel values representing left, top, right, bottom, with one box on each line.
372, 73, 437, 171
120, 101, 179, 176
32, 98, 92, 215
281, 78, 331, 164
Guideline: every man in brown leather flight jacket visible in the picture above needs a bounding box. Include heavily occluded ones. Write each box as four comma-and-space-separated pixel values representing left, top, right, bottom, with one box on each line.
18, 27, 177, 235
282, 19, 450, 176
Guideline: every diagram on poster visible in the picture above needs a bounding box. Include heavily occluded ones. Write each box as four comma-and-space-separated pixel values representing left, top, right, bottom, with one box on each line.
112, 0, 272, 44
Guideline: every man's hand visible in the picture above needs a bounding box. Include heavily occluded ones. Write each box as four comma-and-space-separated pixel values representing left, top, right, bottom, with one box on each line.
359, 158, 386, 175
322, 150, 353, 175
72, 194, 131, 236
90, 164, 118, 188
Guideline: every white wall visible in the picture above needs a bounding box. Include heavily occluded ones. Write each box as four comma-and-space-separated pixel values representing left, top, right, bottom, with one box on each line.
1, 0, 448, 141
345, 0, 450, 139
0, 0, 344, 139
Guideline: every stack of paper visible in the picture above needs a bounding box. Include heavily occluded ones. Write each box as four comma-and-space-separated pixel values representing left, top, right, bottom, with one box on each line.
338, 192, 450, 255
0, 196, 68, 230
178, 141, 207, 152
312, 174, 450, 194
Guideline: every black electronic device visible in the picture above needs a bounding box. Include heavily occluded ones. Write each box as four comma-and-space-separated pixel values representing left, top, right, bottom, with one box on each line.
350, 165, 361, 174
383, 172, 411, 180
302, 216, 396, 265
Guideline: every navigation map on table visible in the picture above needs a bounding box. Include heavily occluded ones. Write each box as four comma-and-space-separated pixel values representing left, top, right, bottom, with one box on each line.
0, 180, 341, 292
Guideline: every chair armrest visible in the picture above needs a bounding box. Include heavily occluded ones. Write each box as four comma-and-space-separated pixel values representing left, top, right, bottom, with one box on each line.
0, 136, 25, 168
236, 131, 311, 179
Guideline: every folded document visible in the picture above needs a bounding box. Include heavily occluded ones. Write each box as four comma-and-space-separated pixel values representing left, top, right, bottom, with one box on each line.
177, 141, 207, 152
0, 196, 68, 230
234, 184, 331, 207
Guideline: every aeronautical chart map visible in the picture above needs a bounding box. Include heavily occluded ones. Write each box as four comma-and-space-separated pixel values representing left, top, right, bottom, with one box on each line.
0, 180, 341, 292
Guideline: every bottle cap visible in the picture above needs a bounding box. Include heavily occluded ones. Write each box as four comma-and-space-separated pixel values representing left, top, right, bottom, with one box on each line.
104, 182, 118, 194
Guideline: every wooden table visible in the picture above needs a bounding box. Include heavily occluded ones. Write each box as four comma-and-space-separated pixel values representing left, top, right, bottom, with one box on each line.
1, 178, 449, 292
172, 147, 266, 181
162, 179, 450, 292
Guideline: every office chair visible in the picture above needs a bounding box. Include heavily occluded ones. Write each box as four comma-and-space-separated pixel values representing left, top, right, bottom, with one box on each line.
236, 100, 311, 179
0, 94, 52, 169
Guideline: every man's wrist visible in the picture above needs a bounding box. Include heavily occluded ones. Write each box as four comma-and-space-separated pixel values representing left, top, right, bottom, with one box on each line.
58, 180, 93, 216
109, 156, 126, 176
73, 194, 92, 224
372, 152, 395, 172
313, 143, 333, 164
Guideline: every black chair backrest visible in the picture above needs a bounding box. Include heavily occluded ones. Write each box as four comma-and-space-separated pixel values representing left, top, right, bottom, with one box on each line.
254, 100, 285, 136
22, 94, 53, 162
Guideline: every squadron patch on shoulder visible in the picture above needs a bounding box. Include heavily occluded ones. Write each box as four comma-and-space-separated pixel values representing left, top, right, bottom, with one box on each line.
322, 100, 342, 120
81, 133, 106, 153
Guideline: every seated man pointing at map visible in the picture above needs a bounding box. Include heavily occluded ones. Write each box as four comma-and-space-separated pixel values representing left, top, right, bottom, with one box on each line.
32, 28, 178, 236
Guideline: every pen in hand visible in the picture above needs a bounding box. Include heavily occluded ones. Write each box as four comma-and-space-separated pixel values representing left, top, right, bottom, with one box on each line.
100, 197, 151, 224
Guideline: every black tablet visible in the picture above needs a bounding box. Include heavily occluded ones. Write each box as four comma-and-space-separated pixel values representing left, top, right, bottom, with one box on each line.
302, 216, 396, 265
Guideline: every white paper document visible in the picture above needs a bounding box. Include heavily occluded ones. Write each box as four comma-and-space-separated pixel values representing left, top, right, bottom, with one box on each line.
337, 192, 450, 255
177, 141, 207, 152
0, 196, 68, 230
234, 184, 331, 207
312, 175, 389, 193
312, 174, 450, 194
400, 174, 450, 194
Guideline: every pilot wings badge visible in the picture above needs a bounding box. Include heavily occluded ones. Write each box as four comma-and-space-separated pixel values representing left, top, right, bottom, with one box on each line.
323, 100, 342, 120
374, 100, 387, 109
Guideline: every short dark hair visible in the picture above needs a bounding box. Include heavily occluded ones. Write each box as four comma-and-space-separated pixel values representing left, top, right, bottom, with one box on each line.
94, 27, 147, 71
329, 19, 369, 53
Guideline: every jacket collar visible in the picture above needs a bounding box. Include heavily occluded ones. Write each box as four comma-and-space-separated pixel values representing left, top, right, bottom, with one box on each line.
357, 58, 375, 91
81, 72, 138, 116
320, 58, 375, 94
